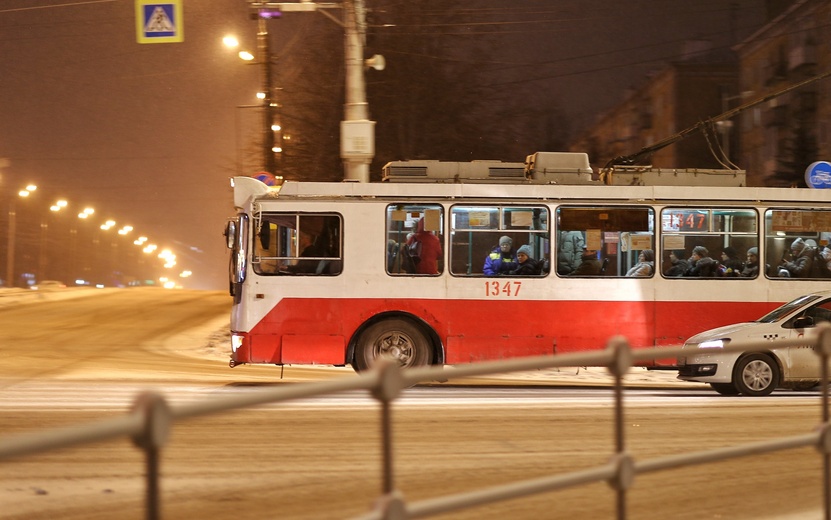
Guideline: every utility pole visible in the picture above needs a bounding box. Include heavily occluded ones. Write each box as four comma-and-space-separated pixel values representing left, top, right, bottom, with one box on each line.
340, 0, 373, 182
256, 14, 277, 176
248, 1, 378, 182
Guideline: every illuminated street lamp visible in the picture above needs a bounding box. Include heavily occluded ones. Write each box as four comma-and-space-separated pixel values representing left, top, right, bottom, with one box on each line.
5, 184, 37, 287
224, 23, 280, 176
69, 207, 95, 285
38, 198, 68, 282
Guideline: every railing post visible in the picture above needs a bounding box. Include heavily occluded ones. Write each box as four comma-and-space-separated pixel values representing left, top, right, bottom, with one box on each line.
606, 336, 633, 520
370, 358, 406, 496
130, 392, 172, 520
815, 323, 831, 520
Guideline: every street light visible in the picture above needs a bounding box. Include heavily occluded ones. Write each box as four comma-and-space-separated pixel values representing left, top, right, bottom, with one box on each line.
38, 199, 68, 282
69, 208, 93, 285
5, 184, 37, 287
224, 30, 280, 176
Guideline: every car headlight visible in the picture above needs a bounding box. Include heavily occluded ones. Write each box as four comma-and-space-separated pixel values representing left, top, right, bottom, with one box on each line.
698, 339, 729, 349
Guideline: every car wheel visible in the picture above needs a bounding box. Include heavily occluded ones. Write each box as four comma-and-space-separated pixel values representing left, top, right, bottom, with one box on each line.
353, 318, 433, 372
710, 382, 740, 395
733, 353, 779, 396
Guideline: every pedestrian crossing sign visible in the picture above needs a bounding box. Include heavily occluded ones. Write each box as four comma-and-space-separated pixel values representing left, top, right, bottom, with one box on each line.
135, 0, 183, 44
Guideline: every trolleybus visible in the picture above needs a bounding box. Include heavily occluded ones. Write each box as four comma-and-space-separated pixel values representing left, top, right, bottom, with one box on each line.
224, 152, 831, 371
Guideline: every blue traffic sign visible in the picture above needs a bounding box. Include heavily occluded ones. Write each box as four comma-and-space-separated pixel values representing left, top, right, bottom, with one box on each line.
805, 161, 831, 189
135, 0, 183, 44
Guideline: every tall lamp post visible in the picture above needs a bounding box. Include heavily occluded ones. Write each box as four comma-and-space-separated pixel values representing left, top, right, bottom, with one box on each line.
224, 30, 280, 177
6, 184, 37, 288
257, 14, 278, 176
69, 207, 95, 285
38, 199, 68, 282
247, 1, 378, 182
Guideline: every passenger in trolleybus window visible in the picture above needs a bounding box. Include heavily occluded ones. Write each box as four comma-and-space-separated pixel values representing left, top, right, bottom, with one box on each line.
568, 247, 602, 276
664, 250, 689, 277
685, 246, 719, 277
719, 246, 744, 277
557, 230, 584, 275
510, 244, 540, 276
407, 217, 442, 275
778, 237, 815, 278
625, 249, 654, 277
483, 236, 518, 276
740, 247, 760, 278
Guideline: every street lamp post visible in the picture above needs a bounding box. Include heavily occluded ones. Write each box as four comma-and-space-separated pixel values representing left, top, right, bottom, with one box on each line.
247, 1, 377, 182
69, 207, 95, 285
6, 185, 37, 288
257, 15, 278, 176
225, 28, 280, 177
37, 199, 68, 282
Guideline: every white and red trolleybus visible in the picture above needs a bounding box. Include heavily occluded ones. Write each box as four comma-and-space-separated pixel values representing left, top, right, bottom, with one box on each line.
224, 152, 831, 372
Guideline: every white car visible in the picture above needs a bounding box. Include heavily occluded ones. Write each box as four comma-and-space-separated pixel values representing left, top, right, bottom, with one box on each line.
678, 291, 831, 396
30, 280, 66, 291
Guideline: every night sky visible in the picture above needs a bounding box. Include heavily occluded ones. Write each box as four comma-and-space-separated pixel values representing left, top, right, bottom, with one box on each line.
0, 0, 768, 290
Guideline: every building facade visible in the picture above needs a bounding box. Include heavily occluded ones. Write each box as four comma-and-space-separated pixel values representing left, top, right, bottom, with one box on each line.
570, 0, 830, 187
734, 0, 831, 186
569, 49, 738, 173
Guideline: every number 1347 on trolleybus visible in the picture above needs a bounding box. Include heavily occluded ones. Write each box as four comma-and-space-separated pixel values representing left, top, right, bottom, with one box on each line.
224, 152, 831, 372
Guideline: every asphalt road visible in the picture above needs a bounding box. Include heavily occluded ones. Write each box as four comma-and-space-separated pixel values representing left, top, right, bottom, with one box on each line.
0, 288, 827, 520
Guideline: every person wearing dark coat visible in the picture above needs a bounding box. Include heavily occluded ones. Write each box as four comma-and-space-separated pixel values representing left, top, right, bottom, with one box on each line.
779, 237, 814, 278
719, 246, 744, 277
686, 246, 719, 277
568, 248, 602, 276
740, 247, 760, 278
665, 250, 690, 277
511, 244, 540, 275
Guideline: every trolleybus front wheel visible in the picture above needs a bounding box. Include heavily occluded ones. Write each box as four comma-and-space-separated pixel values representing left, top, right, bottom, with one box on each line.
353, 318, 432, 372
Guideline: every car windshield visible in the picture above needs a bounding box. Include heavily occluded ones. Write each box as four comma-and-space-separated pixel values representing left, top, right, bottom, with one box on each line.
757, 294, 822, 323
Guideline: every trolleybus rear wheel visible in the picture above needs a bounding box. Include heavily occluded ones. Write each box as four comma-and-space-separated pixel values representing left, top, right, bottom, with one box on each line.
354, 318, 432, 372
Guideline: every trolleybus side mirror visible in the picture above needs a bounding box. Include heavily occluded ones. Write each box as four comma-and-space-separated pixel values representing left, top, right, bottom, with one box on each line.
224, 220, 236, 249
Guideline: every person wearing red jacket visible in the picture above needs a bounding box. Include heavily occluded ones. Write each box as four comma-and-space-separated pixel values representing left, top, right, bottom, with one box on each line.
407, 218, 442, 275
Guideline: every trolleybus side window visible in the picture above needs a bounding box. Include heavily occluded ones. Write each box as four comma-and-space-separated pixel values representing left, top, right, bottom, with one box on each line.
386, 204, 444, 276
556, 206, 654, 277
660, 208, 757, 278
449, 205, 549, 276
765, 209, 831, 279
252, 213, 342, 276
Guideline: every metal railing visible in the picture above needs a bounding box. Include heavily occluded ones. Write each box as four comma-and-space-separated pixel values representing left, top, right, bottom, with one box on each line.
3, 325, 831, 520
